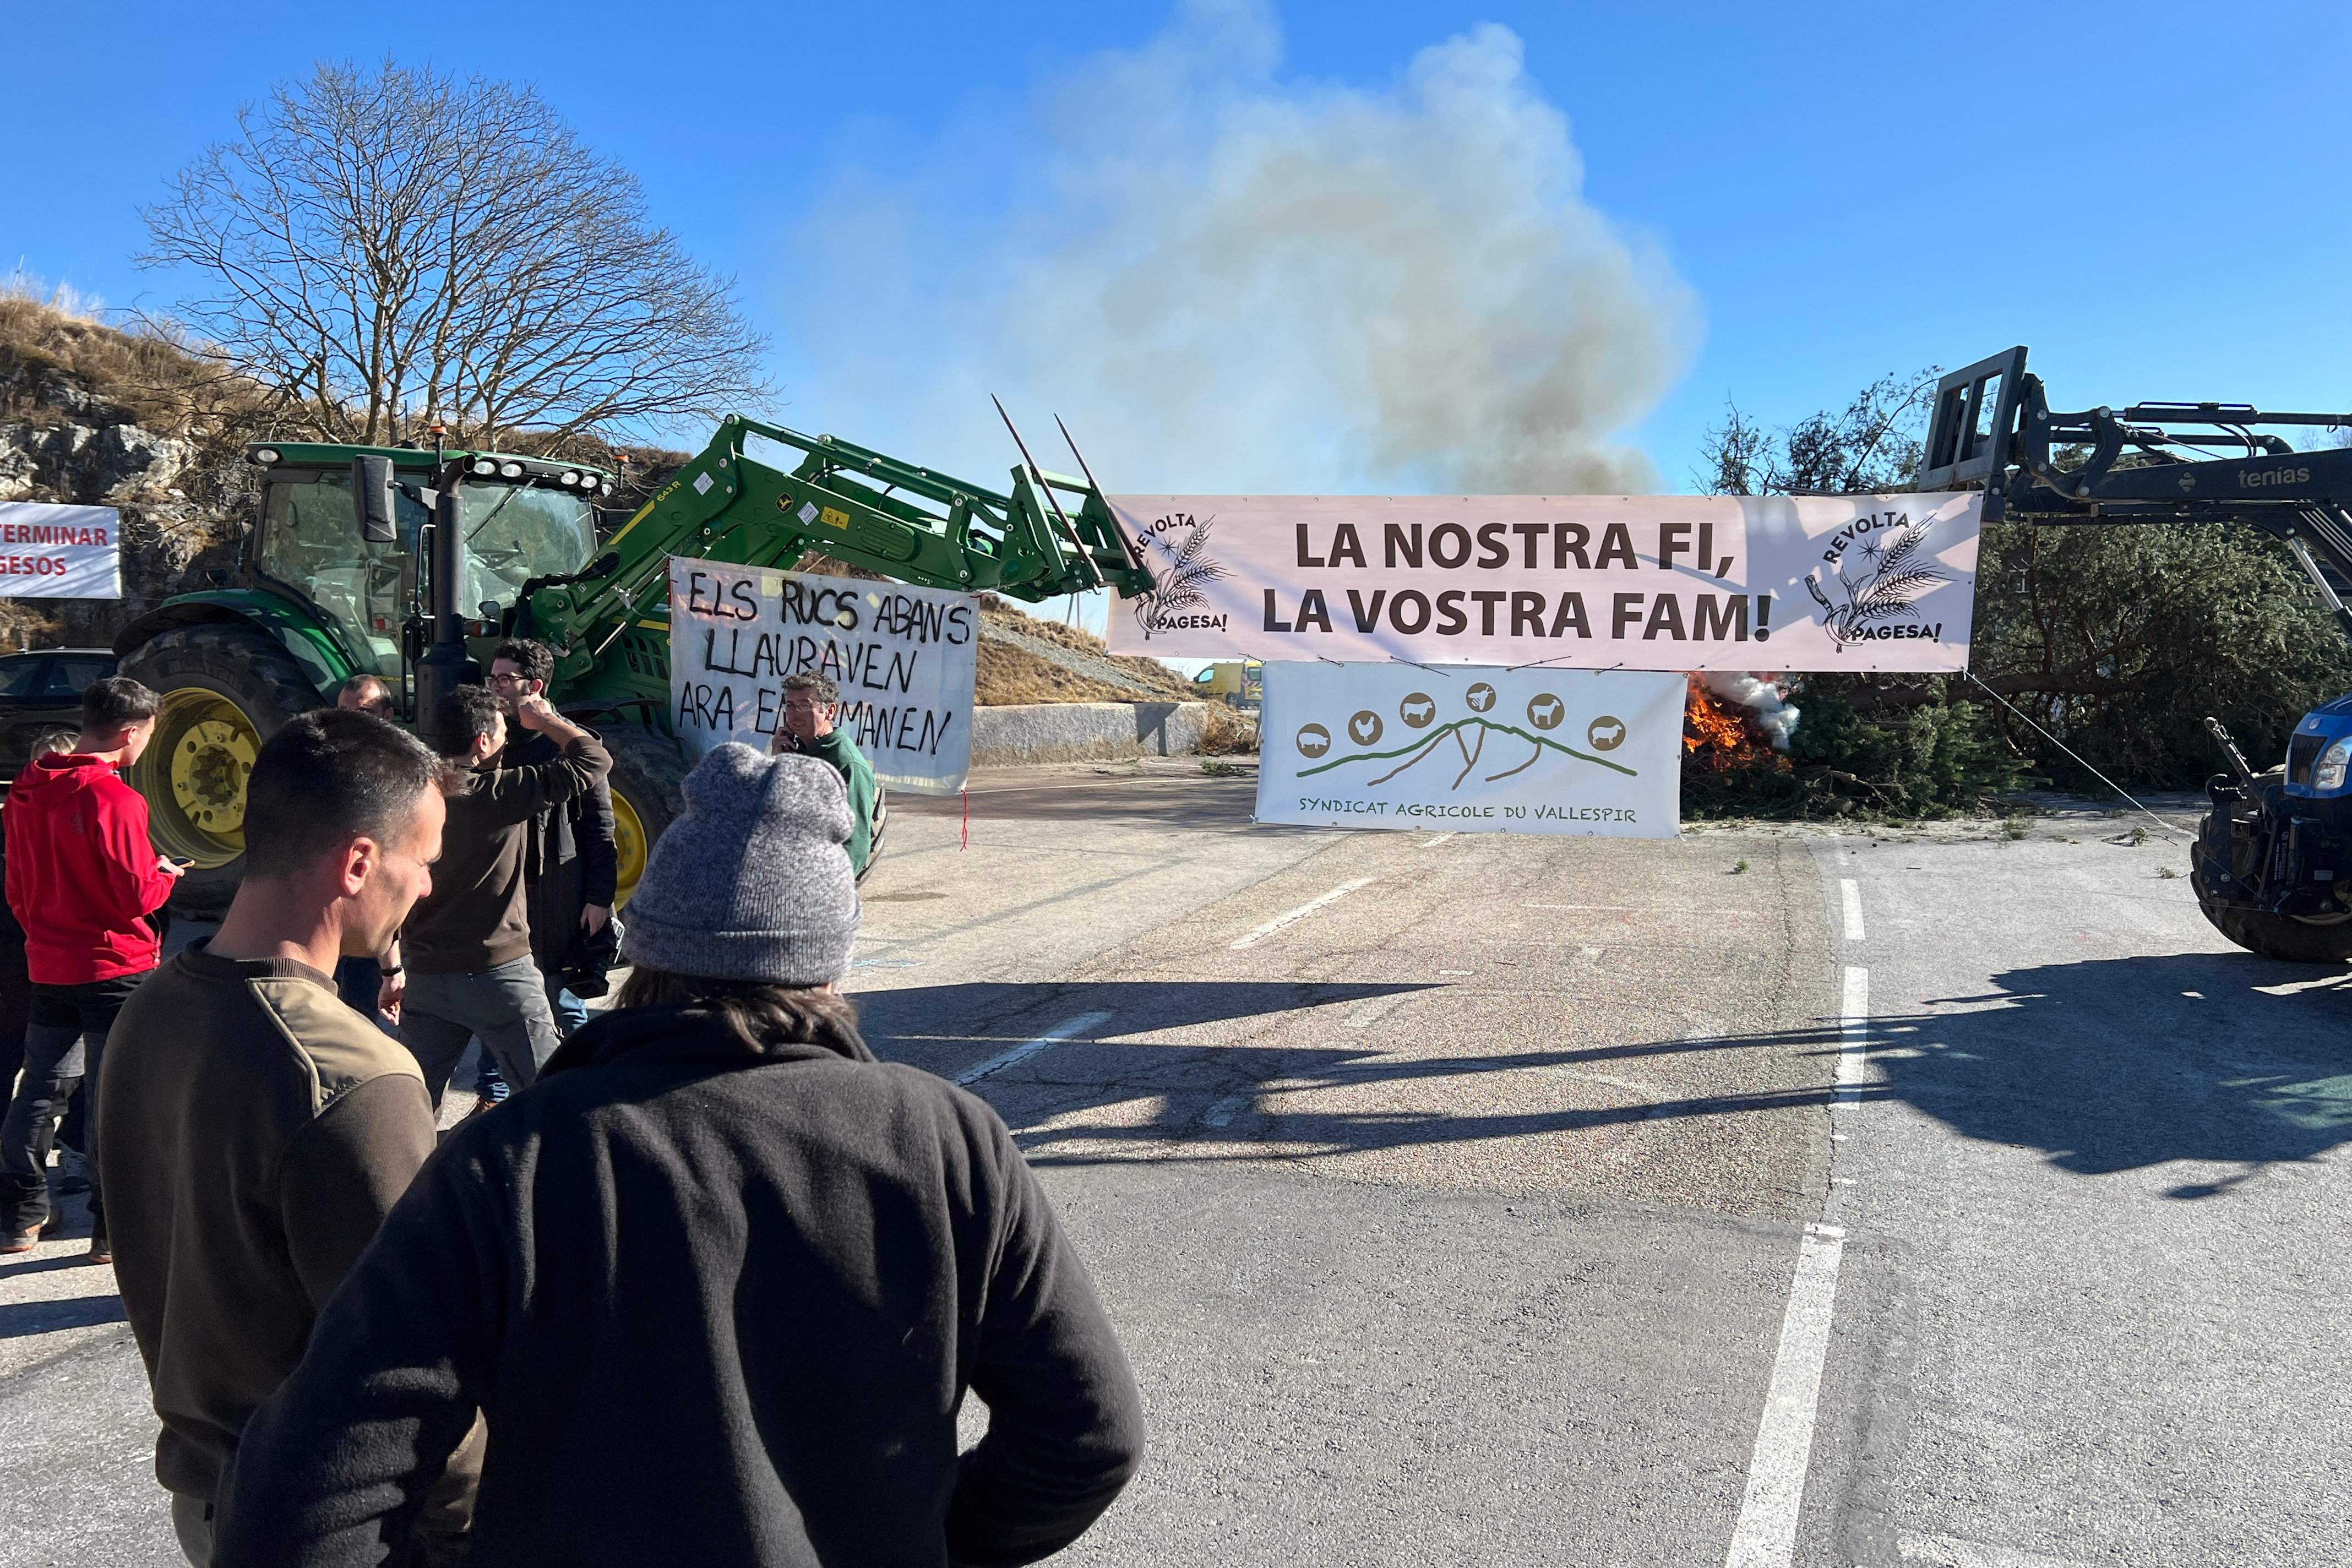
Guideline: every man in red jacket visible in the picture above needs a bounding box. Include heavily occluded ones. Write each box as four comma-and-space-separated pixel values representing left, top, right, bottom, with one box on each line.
0, 676, 181, 1257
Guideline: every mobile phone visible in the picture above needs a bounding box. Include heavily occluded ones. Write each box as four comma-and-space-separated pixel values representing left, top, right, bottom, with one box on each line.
168, 857, 195, 869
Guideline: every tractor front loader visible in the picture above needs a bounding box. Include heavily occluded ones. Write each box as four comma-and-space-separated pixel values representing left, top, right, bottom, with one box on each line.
1923, 348, 2352, 961
114, 416, 1152, 911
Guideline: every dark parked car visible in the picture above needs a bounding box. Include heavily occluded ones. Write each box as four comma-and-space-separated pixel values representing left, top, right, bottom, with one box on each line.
0, 648, 117, 783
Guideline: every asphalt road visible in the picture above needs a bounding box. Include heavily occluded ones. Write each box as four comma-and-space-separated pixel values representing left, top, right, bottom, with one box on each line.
1, 762, 2343, 1565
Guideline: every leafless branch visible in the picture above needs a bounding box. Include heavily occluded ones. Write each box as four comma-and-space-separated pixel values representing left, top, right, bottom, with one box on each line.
139, 59, 772, 450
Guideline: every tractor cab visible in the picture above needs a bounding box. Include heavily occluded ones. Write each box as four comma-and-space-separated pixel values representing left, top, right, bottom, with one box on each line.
113, 442, 617, 896
242, 443, 616, 706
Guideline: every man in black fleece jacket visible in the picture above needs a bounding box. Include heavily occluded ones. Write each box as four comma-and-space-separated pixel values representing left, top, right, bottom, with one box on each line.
216, 743, 1142, 1567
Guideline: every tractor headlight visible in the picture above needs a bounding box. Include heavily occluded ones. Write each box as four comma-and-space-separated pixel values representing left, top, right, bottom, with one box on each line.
2315, 736, 2352, 792
559, 470, 580, 487
471, 457, 497, 476
498, 460, 525, 478
251, 447, 280, 465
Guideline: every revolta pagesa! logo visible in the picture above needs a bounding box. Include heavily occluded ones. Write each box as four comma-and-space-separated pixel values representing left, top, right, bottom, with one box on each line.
1805, 511, 1946, 645
1129, 513, 1231, 642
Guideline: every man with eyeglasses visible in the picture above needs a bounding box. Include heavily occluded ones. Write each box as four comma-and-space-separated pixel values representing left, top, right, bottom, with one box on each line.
768, 672, 883, 880
487, 641, 616, 1033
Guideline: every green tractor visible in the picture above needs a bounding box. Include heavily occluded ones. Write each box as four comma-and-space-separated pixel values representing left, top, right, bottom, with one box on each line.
115, 419, 1151, 910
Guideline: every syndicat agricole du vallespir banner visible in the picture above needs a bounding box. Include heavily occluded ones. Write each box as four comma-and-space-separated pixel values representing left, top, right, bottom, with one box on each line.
1101, 493, 1983, 671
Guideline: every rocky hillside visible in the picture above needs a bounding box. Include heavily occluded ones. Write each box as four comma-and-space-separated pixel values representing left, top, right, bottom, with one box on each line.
0, 290, 257, 649
0, 288, 1207, 709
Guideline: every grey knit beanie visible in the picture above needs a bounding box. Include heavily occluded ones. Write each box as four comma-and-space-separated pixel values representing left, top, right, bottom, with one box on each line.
619, 743, 859, 986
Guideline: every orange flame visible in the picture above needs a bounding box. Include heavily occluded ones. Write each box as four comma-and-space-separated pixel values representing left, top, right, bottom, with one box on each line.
1683, 675, 1778, 774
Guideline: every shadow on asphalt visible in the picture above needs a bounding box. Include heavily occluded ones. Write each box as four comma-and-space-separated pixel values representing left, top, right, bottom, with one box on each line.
0, 1291, 123, 1340
889, 777, 1270, 832
857, 980, 1438, 1046
897, 956, 2352, 1199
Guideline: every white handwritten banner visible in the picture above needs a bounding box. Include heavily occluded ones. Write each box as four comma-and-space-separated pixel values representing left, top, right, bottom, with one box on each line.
1106, 493, 1981, 672
1256, 662, 1685, 838
0, 504, 121, 598
667, 558, 978, 793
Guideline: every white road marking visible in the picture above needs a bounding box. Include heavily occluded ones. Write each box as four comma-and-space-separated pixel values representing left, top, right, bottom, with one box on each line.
1201, 1095, 1246, 1127
1838, 966, 1869, 1105
1229, 878, 1376, 950
1722, 1221, 1848, 1568
1839, 878, 1866, 941
1420, 832, 1458, 848
952, 1011, 1113, 1087
1344, 994, 1409, 1028
1723, 964, 1869, 1568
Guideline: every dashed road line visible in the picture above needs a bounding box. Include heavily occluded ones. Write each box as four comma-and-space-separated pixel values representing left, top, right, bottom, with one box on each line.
1420, 832, 1458, 848
1723, 961, 1869, 1568
1724, 1221, 1849, 1568
1839, 878, 1866, 942
1230, 878, 1376, 950
1201, 1095, 1247, 1128
1838, 966, 1869, 1106
952, 1011, 1113, 1087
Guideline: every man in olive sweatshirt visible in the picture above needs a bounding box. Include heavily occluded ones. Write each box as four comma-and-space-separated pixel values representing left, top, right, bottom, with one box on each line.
391, 685, 611, 1106
97, 709, 477, 1565
769, 670, 884, 878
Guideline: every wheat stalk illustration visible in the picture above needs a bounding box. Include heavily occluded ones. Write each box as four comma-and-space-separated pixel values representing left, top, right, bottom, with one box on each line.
1135, 520, 1227, 635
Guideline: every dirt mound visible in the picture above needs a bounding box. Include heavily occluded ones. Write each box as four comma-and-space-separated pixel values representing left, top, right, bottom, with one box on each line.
974, 597, 1200, 706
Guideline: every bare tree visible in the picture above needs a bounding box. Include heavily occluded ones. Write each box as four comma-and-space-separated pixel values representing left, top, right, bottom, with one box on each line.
140, 60, 770, 450
1694, 368, 1938, 495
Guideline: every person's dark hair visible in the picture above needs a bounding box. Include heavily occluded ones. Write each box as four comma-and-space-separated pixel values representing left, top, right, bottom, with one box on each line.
337, 673, 391, 711
431, 685, 506, 759
243, 710, 454, 881
611, 965, 866, 1057
782, 671, 840, 707
81, 676, 160, 734
492, 638, 554, 688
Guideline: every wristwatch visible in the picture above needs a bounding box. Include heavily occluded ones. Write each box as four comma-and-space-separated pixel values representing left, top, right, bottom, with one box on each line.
378, 963, 404, 978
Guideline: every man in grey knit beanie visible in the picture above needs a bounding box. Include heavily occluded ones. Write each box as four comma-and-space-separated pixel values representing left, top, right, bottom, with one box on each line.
215, 740, 1144, 1568
618, 743, 861, 986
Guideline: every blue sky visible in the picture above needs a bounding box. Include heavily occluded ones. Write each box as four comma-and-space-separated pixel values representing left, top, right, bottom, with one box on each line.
8, 0, 2351, 500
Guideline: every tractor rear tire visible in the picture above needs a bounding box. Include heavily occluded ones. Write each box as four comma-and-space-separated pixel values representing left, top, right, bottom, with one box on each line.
2192, 766, 2352, 963
119, 624, 323, 914
601, 724, 686, 911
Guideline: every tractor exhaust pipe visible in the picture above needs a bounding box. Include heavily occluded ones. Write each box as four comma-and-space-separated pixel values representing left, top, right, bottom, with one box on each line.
415, 471, 480, 743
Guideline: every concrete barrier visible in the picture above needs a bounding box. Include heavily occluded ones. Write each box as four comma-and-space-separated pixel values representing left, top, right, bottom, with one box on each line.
971, 701, 1212, 766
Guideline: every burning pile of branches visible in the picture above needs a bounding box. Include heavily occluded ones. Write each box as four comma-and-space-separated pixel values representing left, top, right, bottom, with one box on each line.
1683, 675, 1788, 776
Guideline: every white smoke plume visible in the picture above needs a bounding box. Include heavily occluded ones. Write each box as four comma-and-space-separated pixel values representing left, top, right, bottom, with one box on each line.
778, 0, 1699, 499
1704, 671, 1801, 751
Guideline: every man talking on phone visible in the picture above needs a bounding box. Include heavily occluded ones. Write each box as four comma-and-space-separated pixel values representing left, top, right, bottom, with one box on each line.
0, 676, 181, 1258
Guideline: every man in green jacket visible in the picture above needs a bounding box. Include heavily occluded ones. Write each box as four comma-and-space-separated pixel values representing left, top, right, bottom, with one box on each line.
770, 672, 883, 878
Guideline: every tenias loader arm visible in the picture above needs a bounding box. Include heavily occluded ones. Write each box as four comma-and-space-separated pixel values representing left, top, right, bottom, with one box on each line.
1924, 348, 2352, 963
516, 415, 1155, 694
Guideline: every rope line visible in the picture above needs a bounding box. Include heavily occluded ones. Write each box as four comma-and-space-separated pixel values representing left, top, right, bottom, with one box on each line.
1962, 669, 2201, 841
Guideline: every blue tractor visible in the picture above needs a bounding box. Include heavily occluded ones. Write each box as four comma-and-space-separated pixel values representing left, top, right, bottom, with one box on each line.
1924, 350, 2352, 963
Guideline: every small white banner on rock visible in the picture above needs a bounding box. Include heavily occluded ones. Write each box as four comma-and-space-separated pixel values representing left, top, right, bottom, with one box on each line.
667, 558, 978, 793
1106, 492, 1981, 672
1256, 662, 1685, 839
0, 503, 121, 598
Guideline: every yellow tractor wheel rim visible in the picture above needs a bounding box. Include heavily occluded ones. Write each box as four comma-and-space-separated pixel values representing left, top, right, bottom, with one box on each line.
611, 786, 650, 909
133, 688, 261, 868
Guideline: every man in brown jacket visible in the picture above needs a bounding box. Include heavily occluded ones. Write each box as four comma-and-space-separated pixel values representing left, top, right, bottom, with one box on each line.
389, 684, 612, 1106
96, 707, 476, 1565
